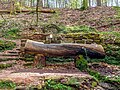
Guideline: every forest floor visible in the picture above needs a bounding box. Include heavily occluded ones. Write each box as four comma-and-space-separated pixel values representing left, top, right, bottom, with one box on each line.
0, 6, 120, 33
0, 6, 120, 89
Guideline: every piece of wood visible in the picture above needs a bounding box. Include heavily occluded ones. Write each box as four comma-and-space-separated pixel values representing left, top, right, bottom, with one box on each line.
33, 54, 46, 66
0, 9, 55, 13
24, 40, 105, 59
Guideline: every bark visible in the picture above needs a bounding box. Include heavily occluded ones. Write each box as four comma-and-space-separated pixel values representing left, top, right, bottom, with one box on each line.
24, 40, 105, 59
36, 0, 40, 25
97, 0, 101, 6
0, 10, 55, 13
33, 54, 46, 66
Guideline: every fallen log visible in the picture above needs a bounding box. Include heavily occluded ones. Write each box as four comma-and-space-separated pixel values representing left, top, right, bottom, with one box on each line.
24, 40, 105, 66
0, 9, 55, 14
24, 40, 105, 59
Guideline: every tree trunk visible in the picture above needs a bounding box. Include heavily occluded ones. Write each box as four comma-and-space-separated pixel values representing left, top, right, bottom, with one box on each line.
33, 54, 46, 67
89, 0, 91, 7
82, 0, 88, 10
36, 0, 40, 25
24, 40, 105, 59
97, 0, 101, 6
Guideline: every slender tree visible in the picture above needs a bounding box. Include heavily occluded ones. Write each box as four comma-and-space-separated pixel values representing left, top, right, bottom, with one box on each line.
97, 0, 101, 6
89, 0, 91, 7
81, 0, 88, 10
36, 0, 40, 25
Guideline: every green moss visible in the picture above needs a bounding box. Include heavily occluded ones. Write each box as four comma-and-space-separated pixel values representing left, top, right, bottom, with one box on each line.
87, 69, 120, 85
92, 81, 97, 88
47, 57, 74, 64
112, 6, 120, 19
42, 79, 74, 90
0, 80, 16, 89
100, 31, 120, 38
60, 25, 97, 34
0, 40, 16, 52
86, 39, 93, 44
0, 20, 5, 25
115, 38, 120, 43
94, 40, 101, 44
75, 55, 88, 71
2, 27, 20, 39
0, 63, 13, 69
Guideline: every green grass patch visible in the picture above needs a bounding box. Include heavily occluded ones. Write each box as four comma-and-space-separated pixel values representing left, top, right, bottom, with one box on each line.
89, 56, 120, 66
100, 31, 120, 38
0, 40, 16, 52
0, 20, 5, 25
75, 55, 88, 71
87, 69, 120, 84
0, 63, 13, 69
2, 27, 20, 39
112, 6, 120, 18
59, 25, 97, 33
42, 79, 74, 90
0, 80, 16, 89
47, 57, 74, 64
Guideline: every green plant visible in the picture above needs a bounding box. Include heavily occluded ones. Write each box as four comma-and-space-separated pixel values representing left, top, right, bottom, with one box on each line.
112, 6, 120, 18
0, 40, 16, 52
80, 0, 88, 10
0, 20, 5, 25
47, 57, 74, 64
70, 0, 80, 9
2, 27, 20, 39
92, 81, 97, 88
87, 69, 104, 81
89, 56, 120, 66
42, 79, 73, 90
0, 63, 13, 69
100, 31, 120, 38
87, 69, 120, 83
0, 80, 16, 89
60, 25, 97, 33
75, 55, 88, 71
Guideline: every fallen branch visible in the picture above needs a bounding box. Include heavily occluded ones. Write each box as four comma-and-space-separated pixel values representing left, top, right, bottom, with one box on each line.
0, 9, 56, 14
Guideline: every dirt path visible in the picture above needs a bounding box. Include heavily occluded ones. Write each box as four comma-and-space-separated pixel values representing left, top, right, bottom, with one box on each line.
0, 60, 90, 85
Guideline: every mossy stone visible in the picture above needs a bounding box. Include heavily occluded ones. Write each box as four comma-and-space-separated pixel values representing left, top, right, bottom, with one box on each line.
94, 40, 101, 44
86, 39, 94, 44
115, 38, 120, 44
74, 40, 85, 43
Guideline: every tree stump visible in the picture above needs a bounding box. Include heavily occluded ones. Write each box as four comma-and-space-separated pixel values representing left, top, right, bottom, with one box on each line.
33, 54, 46, 67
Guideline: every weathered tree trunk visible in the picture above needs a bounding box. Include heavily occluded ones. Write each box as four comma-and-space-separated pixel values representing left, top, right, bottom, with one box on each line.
24, 40, 105, 59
